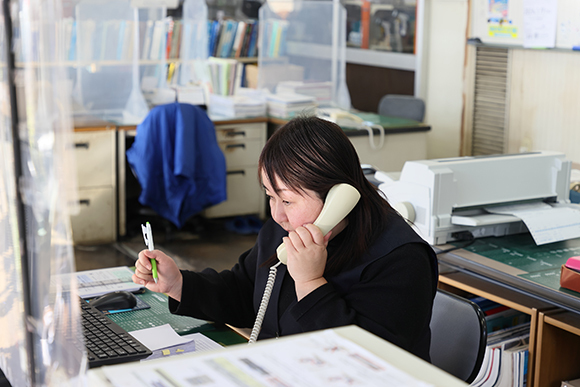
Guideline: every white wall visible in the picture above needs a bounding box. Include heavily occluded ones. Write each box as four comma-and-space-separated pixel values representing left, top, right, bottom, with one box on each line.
507, 49, 580, 164
420, 0, 469, 159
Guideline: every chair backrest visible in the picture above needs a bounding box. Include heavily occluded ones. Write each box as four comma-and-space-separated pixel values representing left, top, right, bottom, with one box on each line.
378, 94, 425, 122
429, 289, 487, 384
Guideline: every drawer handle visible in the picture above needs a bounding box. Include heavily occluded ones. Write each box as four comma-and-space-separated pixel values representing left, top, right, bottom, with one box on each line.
79, 199, 91, 206
226, 144, 246, 149
75, 142, 90, 149
227, 170, 245, 176
225, 131, 246, 137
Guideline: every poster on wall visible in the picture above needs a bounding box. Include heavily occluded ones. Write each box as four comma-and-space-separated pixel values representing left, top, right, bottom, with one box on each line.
471, 0, 523, 45
522, 0, 558, 48
488, 0, 519, 39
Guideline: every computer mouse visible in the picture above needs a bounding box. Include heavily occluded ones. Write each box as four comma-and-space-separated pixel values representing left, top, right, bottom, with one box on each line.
89, 291, 137, 311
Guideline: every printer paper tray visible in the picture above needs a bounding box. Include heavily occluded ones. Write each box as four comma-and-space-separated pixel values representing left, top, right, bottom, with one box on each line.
451, 213, 521, 227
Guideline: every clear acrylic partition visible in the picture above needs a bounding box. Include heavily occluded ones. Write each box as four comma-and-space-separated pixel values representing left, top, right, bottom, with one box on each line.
138, 6, 170, 107
178, 0, 209, 87
343, 0, 416, 53
73, 0, 148, 124
0, 3, 30, 385
3, 0, 85, 385
258, 0, 351, 109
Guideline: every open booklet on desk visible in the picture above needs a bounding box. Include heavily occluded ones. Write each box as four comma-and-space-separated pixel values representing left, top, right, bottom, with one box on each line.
75, 266, 144, 299
54, 266, 144, 299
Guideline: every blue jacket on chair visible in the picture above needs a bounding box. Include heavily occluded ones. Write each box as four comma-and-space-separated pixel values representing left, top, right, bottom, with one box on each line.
126, 103, 227, 228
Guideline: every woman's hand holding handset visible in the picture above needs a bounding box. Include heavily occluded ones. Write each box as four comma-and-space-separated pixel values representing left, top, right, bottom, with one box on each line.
132, 249, 183, 302
281, 184, 361, 300
284, 224, 332, 300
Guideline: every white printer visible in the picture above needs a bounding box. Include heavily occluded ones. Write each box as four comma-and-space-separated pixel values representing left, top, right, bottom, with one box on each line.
379, 151, 572, 245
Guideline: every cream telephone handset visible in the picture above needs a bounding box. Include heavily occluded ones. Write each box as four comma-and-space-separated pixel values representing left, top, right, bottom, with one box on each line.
276, 184, 361, 264
248, 184, 361, 344
317, 108, 365, 129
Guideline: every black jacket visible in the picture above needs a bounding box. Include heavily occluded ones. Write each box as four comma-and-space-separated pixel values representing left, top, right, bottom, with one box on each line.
169, 214, 437, 361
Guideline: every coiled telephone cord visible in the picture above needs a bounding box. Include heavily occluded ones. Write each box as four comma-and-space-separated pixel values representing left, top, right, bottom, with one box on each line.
248, 261, 282, 344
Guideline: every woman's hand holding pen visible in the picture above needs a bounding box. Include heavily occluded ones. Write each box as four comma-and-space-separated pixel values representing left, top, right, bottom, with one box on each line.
132, 249, 183, 302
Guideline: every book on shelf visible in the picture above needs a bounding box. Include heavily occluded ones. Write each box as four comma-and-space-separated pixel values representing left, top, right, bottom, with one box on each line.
361, 0, 370, 49
261, 19, 288, 58
207, 57, 246, 96
470, 295, 532, 333
208, 19, 258, 59
471, 322, 531, 387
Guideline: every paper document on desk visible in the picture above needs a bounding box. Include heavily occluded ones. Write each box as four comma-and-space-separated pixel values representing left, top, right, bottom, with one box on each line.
485, 203, 580, 245
100, 330, 433, 387
129, 324, 193, 351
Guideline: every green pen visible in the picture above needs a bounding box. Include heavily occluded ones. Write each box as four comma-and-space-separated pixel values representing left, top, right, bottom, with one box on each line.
141, 222, 159, 283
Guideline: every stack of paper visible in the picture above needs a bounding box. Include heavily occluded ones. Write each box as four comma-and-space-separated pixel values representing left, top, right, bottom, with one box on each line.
275, 81, 332, 104
174, 85, 206, 106
208, 94, 266, 118
129, 324, 223, 361
266, 93, 317, 118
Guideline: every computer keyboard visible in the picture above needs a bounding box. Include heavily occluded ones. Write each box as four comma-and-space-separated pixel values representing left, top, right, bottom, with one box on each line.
80, 298, 152, 368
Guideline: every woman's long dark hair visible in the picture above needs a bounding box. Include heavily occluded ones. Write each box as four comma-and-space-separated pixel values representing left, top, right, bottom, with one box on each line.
259, 116, 398, 275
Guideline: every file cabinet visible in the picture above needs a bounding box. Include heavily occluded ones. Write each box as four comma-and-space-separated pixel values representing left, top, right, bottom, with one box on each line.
204, 121, 267, 219
70, 128, 117, 244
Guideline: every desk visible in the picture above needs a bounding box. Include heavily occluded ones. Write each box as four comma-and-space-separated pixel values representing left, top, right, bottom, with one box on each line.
73, 114, 430, 241
87, 325, 467, 387
436, 234, 580, 387
106, 288, 247, 347
269, 113, 431, 173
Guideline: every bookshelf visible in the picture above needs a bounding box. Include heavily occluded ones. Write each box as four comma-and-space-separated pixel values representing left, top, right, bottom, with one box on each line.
10, 0, 212, 123
439, 266, 580, 386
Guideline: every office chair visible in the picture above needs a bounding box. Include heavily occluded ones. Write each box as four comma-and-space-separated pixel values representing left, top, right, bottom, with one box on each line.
378, 94, 425, 122
429, 289, 487, 384
126, 102, 227, 232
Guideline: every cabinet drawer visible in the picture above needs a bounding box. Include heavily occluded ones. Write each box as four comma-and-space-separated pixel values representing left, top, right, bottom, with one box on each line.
204, 167, 264, 218
219, 139, 263, 168
74, 130, 115, 188
70, 187, 116, 244
214, 123, 265, 142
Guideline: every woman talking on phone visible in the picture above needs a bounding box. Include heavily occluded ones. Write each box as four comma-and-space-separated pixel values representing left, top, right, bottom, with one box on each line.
132, 116, 438, 361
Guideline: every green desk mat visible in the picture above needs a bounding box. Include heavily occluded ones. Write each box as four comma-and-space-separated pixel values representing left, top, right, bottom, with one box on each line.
106, 289, 247, 346
456, 234, 580, 295
351, 112, 423, 128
